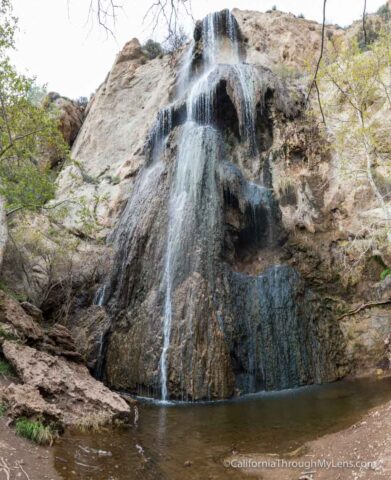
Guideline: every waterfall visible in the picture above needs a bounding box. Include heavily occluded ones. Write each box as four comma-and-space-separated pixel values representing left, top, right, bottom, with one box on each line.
101, 9, 343, 400
148, 105, 173, 162
202, 10, 240, 67
233, 64, 258, 154
93, 285, 106, 307
158, 9, 266, 400
160, 123, 220, 401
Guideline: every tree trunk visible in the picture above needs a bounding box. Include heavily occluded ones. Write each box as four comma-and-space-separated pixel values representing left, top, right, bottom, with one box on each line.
0, 195, 8, 270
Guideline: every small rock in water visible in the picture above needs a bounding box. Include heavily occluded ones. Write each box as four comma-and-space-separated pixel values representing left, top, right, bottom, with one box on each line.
184, 460, 193, 467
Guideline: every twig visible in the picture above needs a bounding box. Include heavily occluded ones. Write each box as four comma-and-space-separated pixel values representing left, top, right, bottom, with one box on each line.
6, 199, 75, 217
314, 80, 326, 124
143, 0, 193, 43
0, 458, 10, 480
306, 0, 327, 103
0, 128, 48, 159
363, 0, 368, 46
17, 461, 31, 480
337, 299, 391, 321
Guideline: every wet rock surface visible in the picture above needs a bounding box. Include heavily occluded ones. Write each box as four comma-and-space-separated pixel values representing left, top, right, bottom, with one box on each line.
67, 305, 111, 371
98, 10, 348, 400
43, 8, 389, 401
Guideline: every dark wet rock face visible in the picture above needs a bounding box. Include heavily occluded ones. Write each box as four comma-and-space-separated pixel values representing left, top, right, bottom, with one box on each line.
97, 10, 347, 401
226, 266, 344, 393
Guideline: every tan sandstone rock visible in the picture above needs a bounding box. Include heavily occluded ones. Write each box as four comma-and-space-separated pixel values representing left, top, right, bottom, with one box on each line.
1, 340, 131, 426
46, 92, 85, 147
2, 383, 62, 422
0, 290, 44, 341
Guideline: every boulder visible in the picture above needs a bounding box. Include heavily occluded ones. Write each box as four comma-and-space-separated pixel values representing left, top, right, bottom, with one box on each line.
46, 92, 85, 147
40, 323, 83, 362
20, 301, 44, 323
1, 340, 131, 426
0, 291, 44, 341
67, 305, 111, 370
1, 383, 62, 423
115, 38, 146, 64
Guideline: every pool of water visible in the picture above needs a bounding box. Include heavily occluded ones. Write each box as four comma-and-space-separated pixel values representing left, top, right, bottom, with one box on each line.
54, 377, 391, 479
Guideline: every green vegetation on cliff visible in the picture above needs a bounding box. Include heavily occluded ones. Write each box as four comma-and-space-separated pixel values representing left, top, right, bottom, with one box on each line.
0, 0, 68, 216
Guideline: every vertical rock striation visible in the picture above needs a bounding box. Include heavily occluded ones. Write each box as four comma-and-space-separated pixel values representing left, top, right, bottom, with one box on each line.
98, 10, 346, 400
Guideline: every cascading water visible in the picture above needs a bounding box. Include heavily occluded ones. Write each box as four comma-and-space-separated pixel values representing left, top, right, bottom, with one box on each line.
158, 10, 241, 401
93, 285, 106, 307
100, 9, 345, 401
160, 123, 220, 401
233, 64, 258, 154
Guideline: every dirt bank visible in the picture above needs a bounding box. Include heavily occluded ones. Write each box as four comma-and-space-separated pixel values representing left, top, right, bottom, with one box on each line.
0, 416, 59, 480
225, 399, 391, 479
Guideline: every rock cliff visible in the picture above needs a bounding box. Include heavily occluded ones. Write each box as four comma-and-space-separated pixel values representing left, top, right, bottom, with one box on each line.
2, 8, 390, 401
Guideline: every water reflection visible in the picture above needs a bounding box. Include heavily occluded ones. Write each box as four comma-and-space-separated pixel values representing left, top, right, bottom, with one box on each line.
54, 378, 391, 480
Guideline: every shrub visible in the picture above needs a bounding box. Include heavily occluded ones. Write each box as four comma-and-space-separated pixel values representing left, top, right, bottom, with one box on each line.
0, 402, 7, 416
272, 5, 277, 11
0, 326, 16, 340
380, 268, 391, 280
15, 418, 56, 445
377, 3, 390, 22
163, 27, 188, 54
356, 18, 382, 50
142, 39, 163, 59
0, 359, 14, 377
75, 411, 113, 432
298, 13, 305, 19
75, 96, 88, 109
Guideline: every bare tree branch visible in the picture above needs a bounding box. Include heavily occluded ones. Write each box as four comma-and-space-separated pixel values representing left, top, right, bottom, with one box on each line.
6, 199, 75, 217
143, 0, 193, 43
306, 0, 327, 123
67, 0, 123, 37
337, 298, 391, 321
363, 0, 368, 46
0, 128, 48, 159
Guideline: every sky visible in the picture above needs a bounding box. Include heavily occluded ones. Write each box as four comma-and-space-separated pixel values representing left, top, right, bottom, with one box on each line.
10, 0, 386, 99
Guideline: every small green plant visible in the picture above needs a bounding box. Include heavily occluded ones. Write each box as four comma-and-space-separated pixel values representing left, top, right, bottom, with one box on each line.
0, 402, 8, 416
298, 13, 305, 19
380, 268, 391, 280
272, 5, 277, 11
15, 418, 56, 445
0, 359, 15, 377
273, 64, 301, 80
142, 39, 163, 59
109, 175, 120, 185
0, 326, 17, 340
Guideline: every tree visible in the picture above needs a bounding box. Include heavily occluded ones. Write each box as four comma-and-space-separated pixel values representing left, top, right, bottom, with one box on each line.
377, 3, 391, 22
0, 0, 68, 215
83, 0, 192, 44
142, 39, 163, 59
318, 30, 391, 217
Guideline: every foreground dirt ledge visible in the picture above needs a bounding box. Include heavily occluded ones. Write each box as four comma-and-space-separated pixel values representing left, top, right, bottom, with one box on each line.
225, 399, 391, 479
1, 340, 133, 427
0, 290, 134, 434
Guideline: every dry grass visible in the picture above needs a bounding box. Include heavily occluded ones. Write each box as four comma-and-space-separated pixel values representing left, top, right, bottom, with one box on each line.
74, 411, 114, 432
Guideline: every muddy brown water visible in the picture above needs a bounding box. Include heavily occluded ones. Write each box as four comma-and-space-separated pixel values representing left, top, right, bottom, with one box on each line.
54, 377, 391, 479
